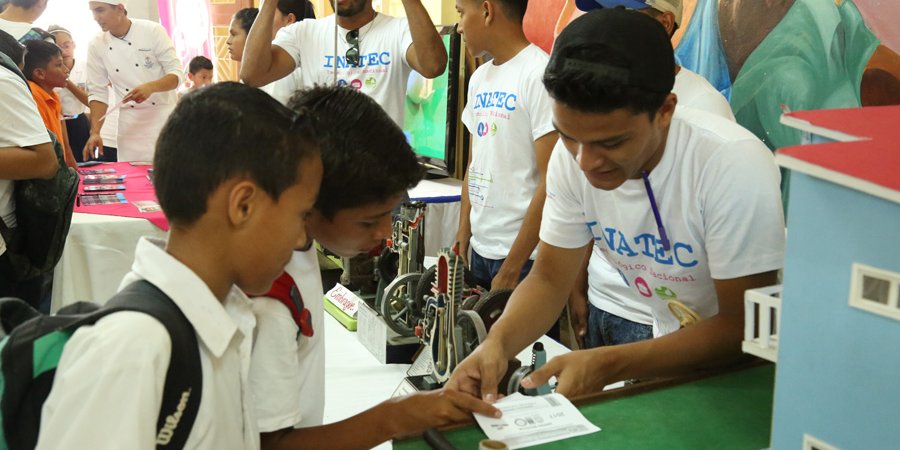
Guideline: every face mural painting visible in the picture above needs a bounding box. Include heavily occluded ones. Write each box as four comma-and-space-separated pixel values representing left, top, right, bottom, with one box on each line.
524, 0, 900, 153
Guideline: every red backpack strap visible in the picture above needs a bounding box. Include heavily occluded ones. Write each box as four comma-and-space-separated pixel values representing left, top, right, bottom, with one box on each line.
259, 272, 314, 337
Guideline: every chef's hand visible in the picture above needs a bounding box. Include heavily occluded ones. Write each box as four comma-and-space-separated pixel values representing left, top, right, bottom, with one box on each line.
122, 83, 156, 104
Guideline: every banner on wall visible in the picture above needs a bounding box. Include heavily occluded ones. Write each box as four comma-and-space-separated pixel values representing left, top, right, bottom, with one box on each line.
157, 0, 214, 75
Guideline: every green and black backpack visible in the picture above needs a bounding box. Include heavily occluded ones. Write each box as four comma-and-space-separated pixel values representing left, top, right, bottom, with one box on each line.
0, 280, 202, 450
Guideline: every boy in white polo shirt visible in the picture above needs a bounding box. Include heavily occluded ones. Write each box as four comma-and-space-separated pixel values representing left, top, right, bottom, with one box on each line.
454, 0, 557, 292
250, 86, 501, 450
446, 9, 784, 399
35, 83, 322, 450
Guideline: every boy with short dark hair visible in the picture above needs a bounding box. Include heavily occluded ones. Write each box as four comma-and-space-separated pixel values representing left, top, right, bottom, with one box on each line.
249, 86, 500, 450
454, 0, 558, 292
185, 55, 214, 91
23, 39, 76, 168
35, 82, 323, 449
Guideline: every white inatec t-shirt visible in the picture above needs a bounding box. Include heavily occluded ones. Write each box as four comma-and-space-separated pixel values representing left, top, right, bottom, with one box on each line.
260, 67, 304, 106
0, 65, 52, 230
585, 69, 738, 322
272, 13, 413, 125
542, 107, 785, 336
250, 248, 326, 431
673, 68, 735, 121
461, 44, 555, 260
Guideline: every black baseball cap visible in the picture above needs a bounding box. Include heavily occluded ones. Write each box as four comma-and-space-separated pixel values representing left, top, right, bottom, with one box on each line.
546, 8, 675, 95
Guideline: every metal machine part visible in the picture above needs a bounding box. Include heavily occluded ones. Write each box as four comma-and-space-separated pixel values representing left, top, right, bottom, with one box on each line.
471, 289, 512, 332
381, 272, 424, 336
377, 202, 428, 332
426, 251, 465, 384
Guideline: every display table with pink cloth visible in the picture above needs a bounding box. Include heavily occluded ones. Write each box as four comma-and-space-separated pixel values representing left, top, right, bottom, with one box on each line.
51, 164, 462, 311
50, 162, 169, 311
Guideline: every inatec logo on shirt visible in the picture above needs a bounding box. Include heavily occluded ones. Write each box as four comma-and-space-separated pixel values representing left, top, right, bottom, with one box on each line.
155, 388, 192, 445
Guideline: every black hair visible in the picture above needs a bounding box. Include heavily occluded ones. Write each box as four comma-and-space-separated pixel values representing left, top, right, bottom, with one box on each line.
0, 29, 24, 67
23, 39, 61, 81
288, 86, 424, 219
188, 55, 213, 74
543, 43, 669, 118
494, 0, 528, 23
233, 7, 260, 34
154, 82, 320, 226
277, 0, 316, 20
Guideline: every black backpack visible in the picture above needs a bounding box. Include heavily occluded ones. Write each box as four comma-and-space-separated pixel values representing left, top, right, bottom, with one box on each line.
0, 52, 80, 282
0, 280, 202, 450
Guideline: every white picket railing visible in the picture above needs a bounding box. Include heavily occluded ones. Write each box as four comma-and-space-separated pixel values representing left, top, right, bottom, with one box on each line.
742, 284, 783, 363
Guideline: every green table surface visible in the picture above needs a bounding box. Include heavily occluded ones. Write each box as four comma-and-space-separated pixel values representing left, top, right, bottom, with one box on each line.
395, 364, 775, 450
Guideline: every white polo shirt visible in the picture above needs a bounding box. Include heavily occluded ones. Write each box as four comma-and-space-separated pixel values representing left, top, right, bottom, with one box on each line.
36, 237, 260, 450
250, 247, 325, 431
0, 64, 52, 230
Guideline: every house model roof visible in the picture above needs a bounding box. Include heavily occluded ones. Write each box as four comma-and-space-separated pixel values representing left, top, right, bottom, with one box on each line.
777, 105, 900, 205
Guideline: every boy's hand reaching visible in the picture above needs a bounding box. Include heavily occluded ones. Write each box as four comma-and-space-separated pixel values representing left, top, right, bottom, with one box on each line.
385, 389, 501, 438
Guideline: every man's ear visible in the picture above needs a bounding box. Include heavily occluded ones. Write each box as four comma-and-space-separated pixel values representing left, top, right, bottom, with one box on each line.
287, 12, 297, 24
227, 180, 261, 228
658, 11, 677, 37
655, 93, 677, 128
481, 0, 494, 24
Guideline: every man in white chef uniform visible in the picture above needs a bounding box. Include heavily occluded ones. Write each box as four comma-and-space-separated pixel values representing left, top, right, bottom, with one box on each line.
83, 1, 182, 163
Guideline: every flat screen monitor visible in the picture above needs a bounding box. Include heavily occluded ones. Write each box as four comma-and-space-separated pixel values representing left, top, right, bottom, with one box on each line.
402, 26, 465, 179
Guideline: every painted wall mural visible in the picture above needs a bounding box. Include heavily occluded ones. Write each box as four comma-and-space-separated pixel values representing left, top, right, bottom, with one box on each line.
524, 0, 900, 152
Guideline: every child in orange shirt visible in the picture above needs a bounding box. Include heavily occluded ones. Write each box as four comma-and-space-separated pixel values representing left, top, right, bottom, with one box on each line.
23, 39, 76, 168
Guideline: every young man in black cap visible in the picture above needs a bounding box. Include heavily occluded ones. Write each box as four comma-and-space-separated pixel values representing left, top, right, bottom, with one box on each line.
446, 8, 785, 399
567, 0, 736, 348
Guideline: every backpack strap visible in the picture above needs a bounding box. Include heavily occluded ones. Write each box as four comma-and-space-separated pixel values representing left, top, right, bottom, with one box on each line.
105, 280, 202, 450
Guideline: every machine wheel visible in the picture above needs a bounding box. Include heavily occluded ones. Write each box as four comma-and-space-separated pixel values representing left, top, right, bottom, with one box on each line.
380, 272, 423, 336
414, 265, 437, 305
506, 366, 533, 396
376, 246, 399, 285
472, 288, 513, 332
460, 294, 481, 311
456, 309, 488, 358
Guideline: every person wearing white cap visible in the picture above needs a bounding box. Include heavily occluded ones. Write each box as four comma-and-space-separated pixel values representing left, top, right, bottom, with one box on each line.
82, 1, 183, 163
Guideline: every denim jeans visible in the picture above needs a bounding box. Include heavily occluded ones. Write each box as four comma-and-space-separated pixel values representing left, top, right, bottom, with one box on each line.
468, 249, 560, 339
585, 303, 653, 348
469, 249, 534, 291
